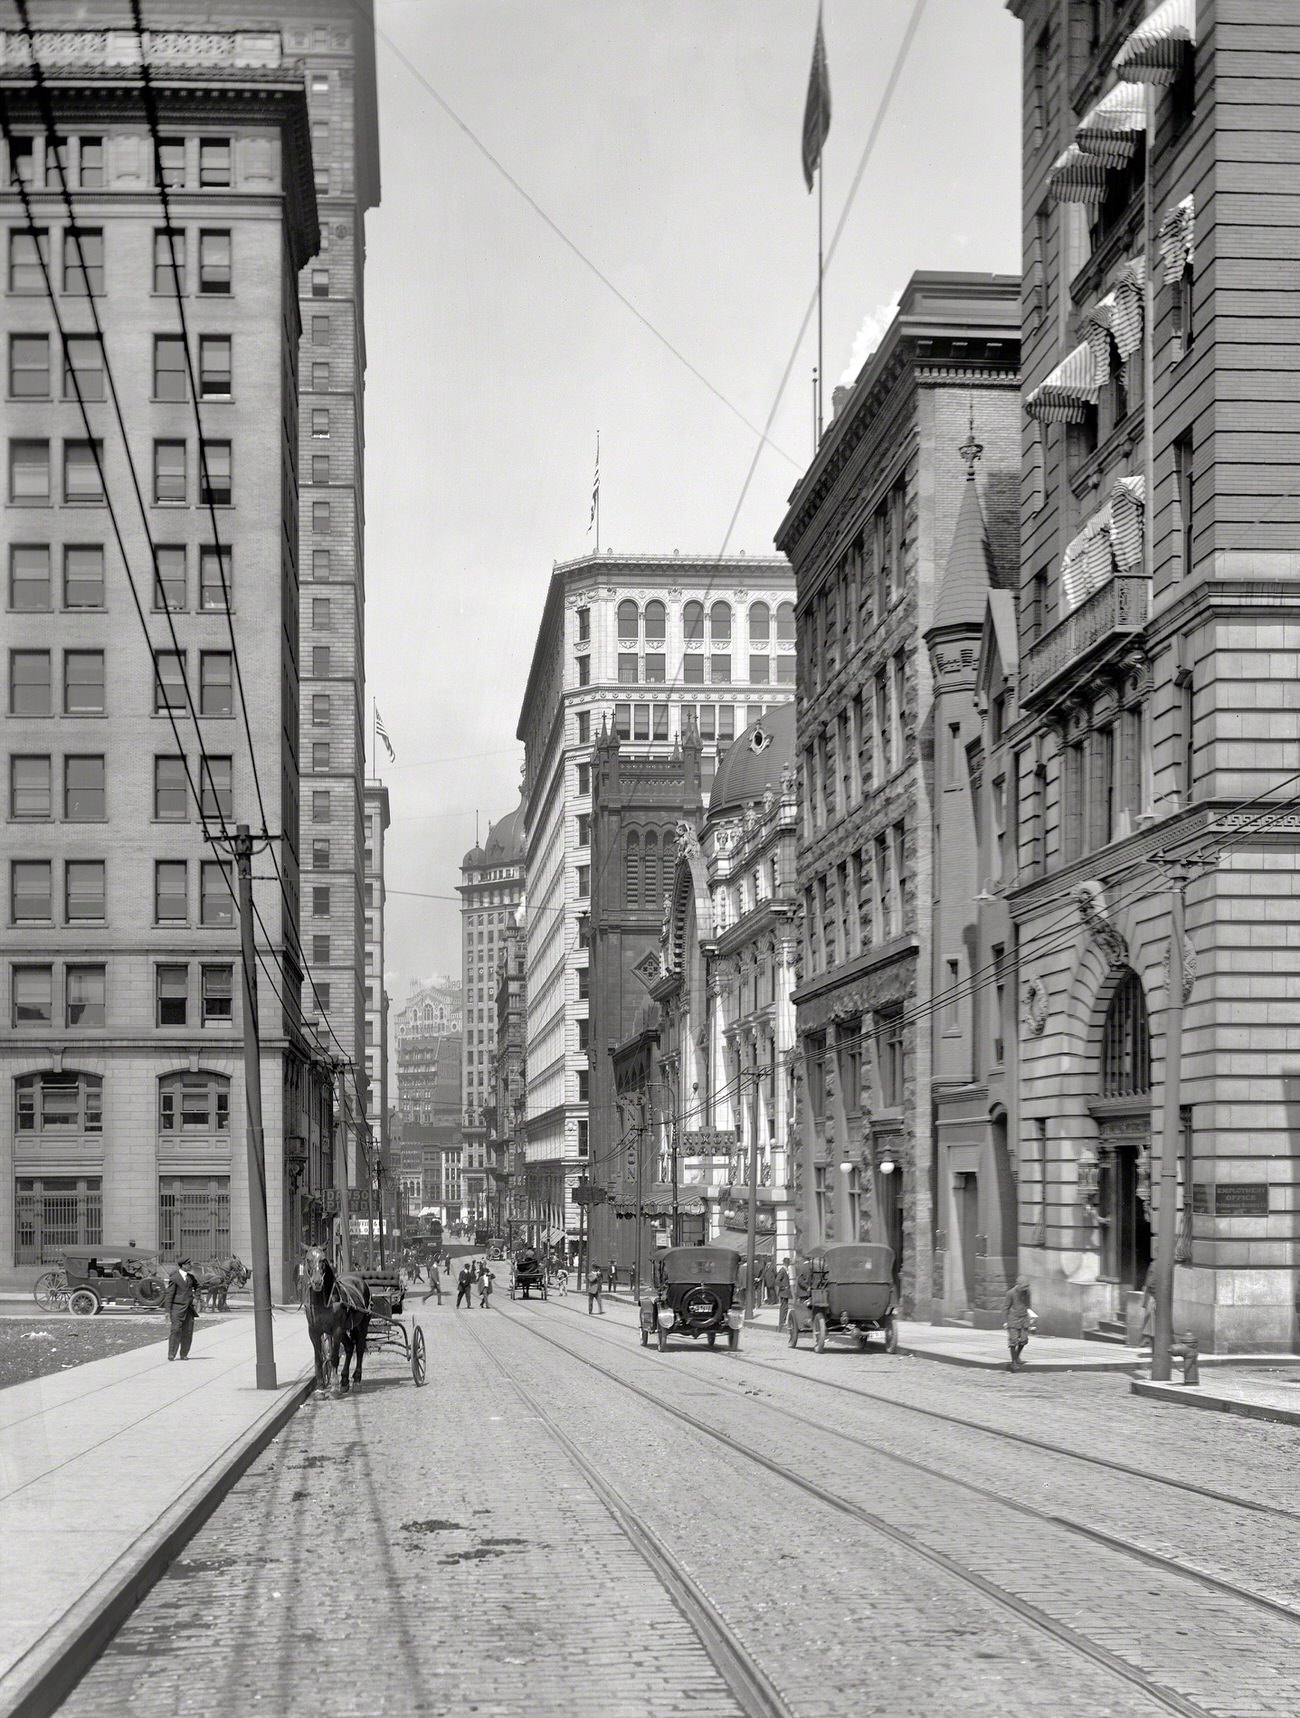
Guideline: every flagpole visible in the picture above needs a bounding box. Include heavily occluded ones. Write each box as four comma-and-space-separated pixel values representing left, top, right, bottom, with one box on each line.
595, 430, 601, 555
817, 157, 824, 443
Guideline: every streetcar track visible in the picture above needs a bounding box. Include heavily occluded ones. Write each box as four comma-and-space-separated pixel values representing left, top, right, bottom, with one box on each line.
546, 1295, 1300, 1523
459, 1315, 793, 1718
490, 1302, 1233, 1718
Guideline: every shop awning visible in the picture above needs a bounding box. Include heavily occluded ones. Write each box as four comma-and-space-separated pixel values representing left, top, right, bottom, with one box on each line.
1025, 341, 1097, 424
1048, 143, 1108, 206
1081, 292, 1118, 386
1061, 504, 1115, 613
1076, 82, 1148, 168
1158, 193, 1195, 284
1114, 0, 1196, 86
1111, 255, 1146, 360
1110, 474, 1146, 573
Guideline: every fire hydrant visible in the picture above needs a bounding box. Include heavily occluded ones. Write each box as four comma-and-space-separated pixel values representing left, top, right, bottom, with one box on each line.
1170, 1331, 1200, 1386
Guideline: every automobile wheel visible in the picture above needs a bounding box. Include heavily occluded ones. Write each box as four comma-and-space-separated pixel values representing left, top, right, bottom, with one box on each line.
69, 1288, 99, 1317
640, 1325, 648, 1347
412, 1325, 428, 1387
656, 1326, 667, 1352
813, 1312, 828, 1354
884, 1317, 899, 1354
34, 1270, 65, 1311
727, 1327, 739, 1352
787, 1319, 799, 1348
707, 1332, 717, 1348
136, 1276, 165, 1308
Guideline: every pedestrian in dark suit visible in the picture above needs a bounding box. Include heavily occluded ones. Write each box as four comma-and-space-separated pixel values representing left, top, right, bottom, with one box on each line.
587, 1264, 605, 1315
455, 1265, 473, 1309
163, 1257, 199, 1360
776, 1257, 792, 1329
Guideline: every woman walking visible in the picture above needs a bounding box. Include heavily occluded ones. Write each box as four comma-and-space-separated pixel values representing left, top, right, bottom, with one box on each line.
1004, 1276, 1033, 1372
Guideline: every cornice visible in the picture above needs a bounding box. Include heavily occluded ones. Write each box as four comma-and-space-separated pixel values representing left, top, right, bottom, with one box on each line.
792, 934, 919, 1007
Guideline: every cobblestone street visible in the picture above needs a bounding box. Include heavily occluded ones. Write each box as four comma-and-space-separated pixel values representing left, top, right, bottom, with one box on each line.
59, 1299, 1300, 1717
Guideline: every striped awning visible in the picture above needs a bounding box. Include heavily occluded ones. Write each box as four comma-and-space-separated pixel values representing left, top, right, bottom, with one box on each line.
1158, 194, 1195, 284
1111, 255, 1146, 360
1110, 475, 1146, 574
1048, 143, 1108, 206
1081, 292, 1118, 387
1076, 82, 1149, 168
1025, 342, 1097, 424
1061, 504, 1116, 613
1114, 0, 1197, 86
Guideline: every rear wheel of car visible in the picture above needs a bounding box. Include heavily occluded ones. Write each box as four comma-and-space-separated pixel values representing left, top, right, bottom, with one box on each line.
884, 1316, 899, 1354
656, 1326, 667, 1352
69, 1288, 99, 1317
787, 1319, 799, 1348
640, 1326, 648, 1347
813, 1312, 828, 1354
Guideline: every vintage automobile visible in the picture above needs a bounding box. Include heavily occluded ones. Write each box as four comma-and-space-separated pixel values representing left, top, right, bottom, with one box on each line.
788, 1242, 898, 1353
51, 1246, 167, 1317
639, 1244, 743, 1352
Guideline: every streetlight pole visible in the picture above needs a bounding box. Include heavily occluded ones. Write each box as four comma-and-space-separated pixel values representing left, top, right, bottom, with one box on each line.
744, 1059, 760, 1323
1151, 866, 1190, 1382
634, 1093, 646, 1300
232, 824, 276, 1389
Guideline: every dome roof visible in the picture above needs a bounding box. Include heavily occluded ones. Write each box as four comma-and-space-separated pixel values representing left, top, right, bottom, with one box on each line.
709, 704, 795, 814
461, 842, 486, 868
483, 800, 526, 865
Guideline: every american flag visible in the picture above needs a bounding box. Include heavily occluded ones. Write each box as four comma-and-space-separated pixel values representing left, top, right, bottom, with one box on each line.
588, 432, 600, 533
375, 705, 395, 762
802, 5, 831, 192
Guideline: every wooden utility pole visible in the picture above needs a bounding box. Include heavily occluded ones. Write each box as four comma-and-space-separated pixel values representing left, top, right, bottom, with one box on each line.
744, 1059, 760, 1322
232, 825, 276, 1389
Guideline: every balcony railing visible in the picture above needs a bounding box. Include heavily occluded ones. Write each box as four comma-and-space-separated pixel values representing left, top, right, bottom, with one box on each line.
0, 29, 284, 72
1020, 573, 1149, 709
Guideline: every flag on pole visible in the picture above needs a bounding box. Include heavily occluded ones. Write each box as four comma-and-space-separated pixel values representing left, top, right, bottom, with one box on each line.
802, 5, 831, 191
375, 705, 395, 762
587, 432, 600, 534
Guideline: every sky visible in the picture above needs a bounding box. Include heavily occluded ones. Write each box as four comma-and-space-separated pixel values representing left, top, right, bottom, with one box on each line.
363, 0, 1024, 1005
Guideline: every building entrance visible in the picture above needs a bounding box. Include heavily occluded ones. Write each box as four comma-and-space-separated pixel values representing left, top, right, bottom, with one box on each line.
956, 1171, 979, 1308
1099, 1141, 1151, 1289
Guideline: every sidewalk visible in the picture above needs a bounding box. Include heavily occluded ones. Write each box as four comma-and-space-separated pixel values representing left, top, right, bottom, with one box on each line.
1132, 1367, 1300, 1427
0, 1307, 314, 1717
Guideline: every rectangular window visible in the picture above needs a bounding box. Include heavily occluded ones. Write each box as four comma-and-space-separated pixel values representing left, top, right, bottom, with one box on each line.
653, 704, 669, 740
154, 440, 186, 503
876, 1011, 905, 1108
63, 229, 103, 295
199, 757, 233, 822
199, 139, 232, 187
643, 653, 666, 684
312, 790, 330, 822
200, 860, 233, 927
617, 652, 638, 685
9, 228, 47, 292
10, 545, 50, 611
155, 860, 188, 924
710, 654, 732, 684
312, 502, 330, 533
65, 965, 105, 1027
312, 838, 330, 867
313, 885, 331, 916
64, 860, 105, 922
154, 545, 186, 611
11, 650, 51, 716
312, 315, 329, 344
8, 135, 37, 187
200, 442, 231, 505
1175, 433, 1194, 580
201, 965, 233, 1025
312, 645, 331, 677
11, 755, 50, 819
683, 655, 704, 685
153, 335, 187, 401
613, 703, 631, 741
199, 546, 231, 611
749, 654, 771, 684
718, 705, 735, 742
10, 333, 49, 398
13, 964, 53, 1025
776, 655, 795, 685
10, 439, 49, 501
157, 136, 186, 187
633, 704, 650, 741
153, 228, 185, 293
312, 407, 329, 437
576, 606, 590, 643
154, 755, 188, 820
199, 652, 233, 716
575, 654, 590, 686
198, 229, 230, 293
312, 693, 331, 726
313, 934, 331, 964
577, 864, 590, 899
62, 545, 103, 610
63, 441, 104, 504
154, 651, 187, 713
156, 964, 188, 1026
64, 650, 104, 714
312, 597, 331, 626
62, 335, 104, 403
312, 548, 330, 579
199, 336, 231, 398
576, 711, 590, 744
311, 450, 328, 480
64, 756, 104, 820
576, 761, 591, 794
313, 742, 330, 771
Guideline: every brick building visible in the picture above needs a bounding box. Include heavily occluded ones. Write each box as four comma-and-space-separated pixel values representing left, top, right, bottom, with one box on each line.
490, 912, 527, 1241
1008, 0, 1300, 1349
0, 25, 329, 1291
775, 273, 1020, 1315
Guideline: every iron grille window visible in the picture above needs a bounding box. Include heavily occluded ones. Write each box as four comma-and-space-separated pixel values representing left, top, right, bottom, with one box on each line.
158, 1174, 231, 1261
1101, 969, 1150, 1097
14, 1175, 102, 1264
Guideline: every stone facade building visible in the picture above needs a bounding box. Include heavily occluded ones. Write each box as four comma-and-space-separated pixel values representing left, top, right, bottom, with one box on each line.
394, 978, 461, 1222
775, 273, 1021, 1316
490, 912, 527, 1241
1008, 0, 1300, 1349
517, 552, 795, 1259
362, 778, 389, 1197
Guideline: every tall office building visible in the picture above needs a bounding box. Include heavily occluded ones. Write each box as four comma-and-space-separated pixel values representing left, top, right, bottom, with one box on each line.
517, 553, 796, 1257
394, 978, 462, 1222
362, 776, 388, 1183
0, 24, 330, 1290
458, 802, 524, 1227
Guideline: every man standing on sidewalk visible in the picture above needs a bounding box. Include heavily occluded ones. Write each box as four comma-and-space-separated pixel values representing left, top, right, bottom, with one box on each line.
587, 1262, 605, 1315
776, 1257, 792, 1329
162, 1257, 199, 1360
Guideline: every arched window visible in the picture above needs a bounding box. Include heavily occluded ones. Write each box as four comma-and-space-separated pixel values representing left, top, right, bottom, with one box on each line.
624, 830, 642, 908
749, 601, 770, 645
159, 1071, 231, 1133
617, 600, 639, 642
15, 1071, 102, 1133
1101, 971, 1150, 1098
644, 600, 666, 643
683, 601, 704, 644
644, 829, 660, 911
776, 601, 795, 643
710, 600, 732, 643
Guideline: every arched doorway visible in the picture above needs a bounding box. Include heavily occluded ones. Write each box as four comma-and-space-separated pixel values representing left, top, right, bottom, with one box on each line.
1092, 970, 1152, 1290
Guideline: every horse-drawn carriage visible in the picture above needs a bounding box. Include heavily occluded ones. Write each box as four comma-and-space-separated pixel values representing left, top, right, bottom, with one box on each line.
358, 1271, 427, 1386
510, 1246, 547, 1300
787, 1243, 899, 1353
639, 1245, 744, 1352
301, 1246, 427, 1394
34, 1246, 166, 1316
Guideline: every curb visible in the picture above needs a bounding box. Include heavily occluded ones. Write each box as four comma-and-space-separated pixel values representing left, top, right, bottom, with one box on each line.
894, 1344, 1140, 1373
0, 1368, 315, 1718
1130, 1376, 1300, 1427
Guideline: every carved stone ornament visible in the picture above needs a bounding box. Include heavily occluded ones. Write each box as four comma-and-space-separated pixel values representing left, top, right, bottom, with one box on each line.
1162, 935, 1196, 1004
675, 820, 702, 863
1023, 977, 1048, 1036
1074, 879, 1129, 968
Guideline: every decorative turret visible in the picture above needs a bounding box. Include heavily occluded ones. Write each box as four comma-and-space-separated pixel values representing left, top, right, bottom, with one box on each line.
925, 415, 998, 681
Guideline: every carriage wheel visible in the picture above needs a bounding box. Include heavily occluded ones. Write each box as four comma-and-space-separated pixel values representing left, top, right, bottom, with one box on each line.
787, 1318, 799, 1349
412, 1325, 427, 1387
34, 1269, 66, 1311
69, 1288, 99, 1317
884, 1317, 899, 1354
813, 1312, 828, 1354
656, 1326, 667, 1352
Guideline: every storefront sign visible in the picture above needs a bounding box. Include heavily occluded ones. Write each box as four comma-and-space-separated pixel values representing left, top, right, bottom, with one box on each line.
684, 1130, 737, 1156
1191, 1183, 1269, 1217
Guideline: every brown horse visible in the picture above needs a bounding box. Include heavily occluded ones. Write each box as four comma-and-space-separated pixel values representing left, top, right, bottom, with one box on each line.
302, 1245, 370, 1393
195, 1255, 250, 1311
